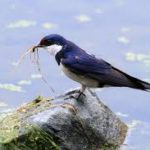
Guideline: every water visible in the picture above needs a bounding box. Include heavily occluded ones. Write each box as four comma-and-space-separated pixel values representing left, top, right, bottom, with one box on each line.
0, 0, 150, 149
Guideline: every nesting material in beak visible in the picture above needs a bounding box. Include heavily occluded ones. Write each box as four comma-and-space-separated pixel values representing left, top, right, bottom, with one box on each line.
32, 45, 45, 52
16, 45, 38, 66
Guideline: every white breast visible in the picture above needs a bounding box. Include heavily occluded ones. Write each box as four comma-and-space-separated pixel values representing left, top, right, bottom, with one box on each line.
60, 63, 99, 87
45, 44, 63, 56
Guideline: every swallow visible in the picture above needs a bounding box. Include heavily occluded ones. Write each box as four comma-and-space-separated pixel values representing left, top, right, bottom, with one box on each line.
33, 34, 150, 95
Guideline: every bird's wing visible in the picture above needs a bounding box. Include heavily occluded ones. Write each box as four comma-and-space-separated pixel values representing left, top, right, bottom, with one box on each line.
61, 53, 122, 85
61, 52, 148, 89
61, 53, 112, 76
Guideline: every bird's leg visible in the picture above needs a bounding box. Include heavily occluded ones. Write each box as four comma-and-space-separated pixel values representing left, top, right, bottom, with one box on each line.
81, 84, 86, 93
65, 85, 86, 100
77, 84, 86, 100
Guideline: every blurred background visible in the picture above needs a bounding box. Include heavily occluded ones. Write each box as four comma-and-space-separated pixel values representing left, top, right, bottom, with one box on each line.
0, 0, 150, 149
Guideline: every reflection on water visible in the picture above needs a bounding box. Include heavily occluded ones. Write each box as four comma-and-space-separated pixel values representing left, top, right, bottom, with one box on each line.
0, 0, 150, 149
122, 120, 150, 150
17, 80, 32, 85
0, 83, 24, 92
75, 14, 92, 23
126, 52, 150, 66
7, 20, 37, 29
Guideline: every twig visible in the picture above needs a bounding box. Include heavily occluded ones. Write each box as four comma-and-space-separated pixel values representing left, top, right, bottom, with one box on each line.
35, 50, 55, 93
17, 46, 55, 93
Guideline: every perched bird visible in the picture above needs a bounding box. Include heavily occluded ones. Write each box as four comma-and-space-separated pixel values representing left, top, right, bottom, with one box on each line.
34, 34, 150, 94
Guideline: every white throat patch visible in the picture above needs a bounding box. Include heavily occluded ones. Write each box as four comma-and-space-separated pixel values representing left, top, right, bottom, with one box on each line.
45, 44, 63, 56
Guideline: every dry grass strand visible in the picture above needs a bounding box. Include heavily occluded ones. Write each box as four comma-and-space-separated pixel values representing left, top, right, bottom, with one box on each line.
17, 46, 55, 93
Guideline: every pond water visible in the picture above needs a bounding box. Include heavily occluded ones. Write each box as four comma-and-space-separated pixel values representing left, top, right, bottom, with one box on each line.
0, 0, 150, 149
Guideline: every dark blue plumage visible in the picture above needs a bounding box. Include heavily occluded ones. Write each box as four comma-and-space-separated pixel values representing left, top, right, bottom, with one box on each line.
37, 34, 150, 92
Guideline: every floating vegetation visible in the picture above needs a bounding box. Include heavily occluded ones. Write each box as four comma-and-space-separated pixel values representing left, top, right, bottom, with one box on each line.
75, 14, 92, 23
117, 36, 130, 44
125, 52, 150, 66
31, 74, 42, 79
7, 20, 37, 29
17, 80, 32, 85
0, 83, 24, 92
42, 22, 58, 29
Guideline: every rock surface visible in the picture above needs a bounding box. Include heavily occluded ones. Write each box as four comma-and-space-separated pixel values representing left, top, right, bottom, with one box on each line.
0, 89, 128, 150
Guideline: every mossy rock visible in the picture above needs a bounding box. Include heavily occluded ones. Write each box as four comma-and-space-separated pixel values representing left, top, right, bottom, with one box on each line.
0, 90, 128, 150
0, 96, 60, 150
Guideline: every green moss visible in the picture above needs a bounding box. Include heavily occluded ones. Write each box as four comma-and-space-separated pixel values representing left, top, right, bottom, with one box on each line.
0, 95, 121, 150
0, 125, 60, 150
100, 143, 119, 150
0, 112, 21, 144
0, 96, 59, 150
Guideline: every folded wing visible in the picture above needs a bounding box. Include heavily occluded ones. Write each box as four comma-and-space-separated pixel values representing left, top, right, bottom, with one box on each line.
61, 52, 150, 90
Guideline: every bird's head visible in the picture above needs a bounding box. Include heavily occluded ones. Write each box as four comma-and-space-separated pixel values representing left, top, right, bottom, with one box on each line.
34, 34, 67, 55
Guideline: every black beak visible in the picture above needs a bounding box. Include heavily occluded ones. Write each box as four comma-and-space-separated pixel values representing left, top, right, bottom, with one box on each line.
32, 45, 45, 52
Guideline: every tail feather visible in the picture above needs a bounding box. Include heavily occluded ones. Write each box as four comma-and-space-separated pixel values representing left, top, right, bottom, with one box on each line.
128, 76, 150, 91
112, 66, 150, 91
143, 82, 150, 90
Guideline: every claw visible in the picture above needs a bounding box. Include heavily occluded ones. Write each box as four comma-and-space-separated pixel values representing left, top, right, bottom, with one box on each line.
77, 84, 86, 100
64, 85, 86, 101
76, 91, 86, 100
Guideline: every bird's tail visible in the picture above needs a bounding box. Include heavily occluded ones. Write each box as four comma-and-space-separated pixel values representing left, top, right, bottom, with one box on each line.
112, 66, 150, 91
128, 76, 150, 91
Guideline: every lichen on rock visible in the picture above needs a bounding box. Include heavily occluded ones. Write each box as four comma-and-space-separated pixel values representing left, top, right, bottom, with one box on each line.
0, 96, 60, 150
0, 89, 128, 150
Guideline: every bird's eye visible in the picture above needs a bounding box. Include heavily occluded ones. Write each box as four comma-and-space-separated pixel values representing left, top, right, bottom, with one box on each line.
48, 40, 54, 45
40, 39, 53, 46
40, 40, 47, 45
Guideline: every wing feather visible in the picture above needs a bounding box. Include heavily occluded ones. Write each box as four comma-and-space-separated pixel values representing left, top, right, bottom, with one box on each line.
62, 53, 111, 75
61, 52, 139, 88
60, 48, 150, 90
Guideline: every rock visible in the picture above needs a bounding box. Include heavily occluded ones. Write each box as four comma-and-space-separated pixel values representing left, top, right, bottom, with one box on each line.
0, 89, 128, 150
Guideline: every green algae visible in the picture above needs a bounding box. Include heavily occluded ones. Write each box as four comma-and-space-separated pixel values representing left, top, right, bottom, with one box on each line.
0, 124, 60, 150
125, 52, 150, 66
0, 96, 60, 150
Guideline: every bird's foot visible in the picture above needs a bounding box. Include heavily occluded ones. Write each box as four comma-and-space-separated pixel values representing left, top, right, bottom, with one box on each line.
76, 85, 86, 100
76, 90, 86, 100
65, 85, 86, 101
65, 89, 86, 100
